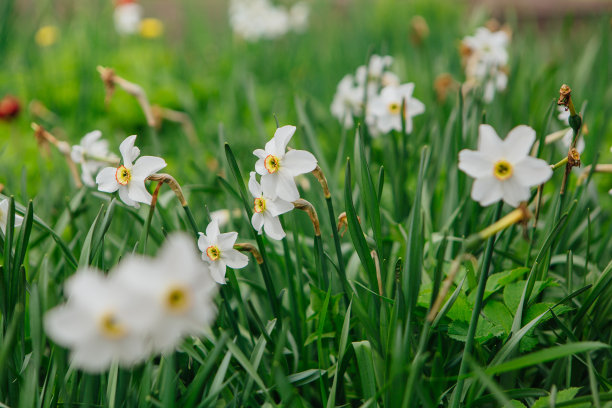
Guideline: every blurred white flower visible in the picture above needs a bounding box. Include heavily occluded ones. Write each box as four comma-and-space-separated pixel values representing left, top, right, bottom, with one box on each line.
459, 124, 552, 207
462, 27, 510, 103
557, 106, 585, 153
95, 135, 166, 208
367, 83, 425, 134
44, 269, 154, 372
229, 0, 308, 41
114, 2, 143, 35
248, 172, 294, 240
253, 125, 317, 202
0, 198, 23, 235
197, 219, 249, 284
114, 233, 218, 352
71, 130, 119, 187
330, 75, 363, 128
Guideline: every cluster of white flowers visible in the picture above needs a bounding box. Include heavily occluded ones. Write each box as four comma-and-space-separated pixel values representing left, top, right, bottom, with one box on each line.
44, 233, 218, 372
249, 125, 317, 240
0, 198, 23, 235
557, 106, 585, 153
71, 130, 119, 187
229, 0, 309, 42
461, 27, 510, 103
330, 54, 425, 135
459, 124, 552, 207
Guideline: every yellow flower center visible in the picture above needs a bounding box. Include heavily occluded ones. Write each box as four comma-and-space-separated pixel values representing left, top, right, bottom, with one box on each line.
388, 102, 401, 115
165, 286, 191, 313
115, 165, 132, 185
254, 197, 266, 213
99, 312, 126, 339
493, 159, 513, 181
264, 155, 280, 174
206, 245, 221, 261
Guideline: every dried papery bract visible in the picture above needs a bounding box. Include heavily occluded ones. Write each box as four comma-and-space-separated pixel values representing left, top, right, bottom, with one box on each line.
556, 84, 583, 195
97, 66, 156, 127
31, 122, 83, 188
292, 198, 320, 236
311, 165, 330, 198
147, 173, 188, 207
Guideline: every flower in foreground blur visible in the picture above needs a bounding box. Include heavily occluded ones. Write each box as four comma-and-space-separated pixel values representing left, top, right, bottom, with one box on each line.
253, 125, 317, 202
0, 95, 21, 121
461, 26, 510, 103
44, 269, 154, 372
0, 198, 24, 235
459, 124, 552, 207
368, 83, 425, 134
71, 130, 119, 187
96, 135, 166, 207
35, 25, 59, 47
140, 18, 164, 39
197, 219, 249, 284
114, 233, 218, 352
249, 172, 294, 240
114, 0, 143, 35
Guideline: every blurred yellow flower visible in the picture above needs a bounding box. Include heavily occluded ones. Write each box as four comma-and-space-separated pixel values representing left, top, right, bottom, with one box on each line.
35, 25, 59, 47
139, 18, 164, 39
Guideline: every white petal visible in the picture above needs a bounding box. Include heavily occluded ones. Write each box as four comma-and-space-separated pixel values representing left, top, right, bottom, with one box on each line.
503, 125, 536, 162
14, 214, 23, 228
261, 173, 279, 199
248, 172, 263, 198
254, 158, 266, 175
119, 186, 139, 208
197, 233, 211, 252
478, 125, 504, 158
127, 181, 152, 205
44, 306, 97, 346
251, 213, 264, 232
513, 157, 553, 187
217, 231, 238, 250
210, 262, 226, 284
501, 178, 530, 207
282, 150, 317, 176
263, 213, 286, 240
206, 220, 221, 243
223, 249, 249, 269
70, 340, 115, 373
275, 172, 299, 202
471, 176, 503, 207
268, 125, 296, 157
119, 135, 140, 167
458, 150, 493, 178
132, 156, 166, 179
253, 149, 267, 159
96, 167, 120, 193
265, 197, 294, 217
406, 98, 425, 117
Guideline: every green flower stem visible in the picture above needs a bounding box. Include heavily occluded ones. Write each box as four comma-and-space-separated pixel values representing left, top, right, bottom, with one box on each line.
451, 201, 503, 408
551, 156, 568, 171
182, 204, 199, 237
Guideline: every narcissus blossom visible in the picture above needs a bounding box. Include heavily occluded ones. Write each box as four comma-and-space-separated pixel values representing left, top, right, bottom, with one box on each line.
229, 0, 308, 41
330, 75, 364, 128
368, 83, 425, 134
114, 233, 218, 352
44, 269, 154, 372
0, 198, 23, 235
96, 135, 166, 208
459, 124, 553, 207
253, 125, 317, 202
71, 130, 119, 187
248, 172, 294, 240
198, 219, 249, 284
114, 1, 143, 35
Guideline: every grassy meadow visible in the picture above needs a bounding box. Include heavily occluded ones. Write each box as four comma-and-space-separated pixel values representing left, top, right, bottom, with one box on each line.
1, 0, 612, 406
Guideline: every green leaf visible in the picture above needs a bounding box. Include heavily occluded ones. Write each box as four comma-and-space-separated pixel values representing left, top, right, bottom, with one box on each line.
353, 341, 377, 403
532, 387, 586, 408
483, 300, 513, 335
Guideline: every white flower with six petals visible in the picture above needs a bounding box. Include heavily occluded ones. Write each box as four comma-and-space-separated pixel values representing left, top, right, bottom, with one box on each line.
197, 219, 249, 284
95, 135, 166, 208
248, 172, 294, 240
368, 83, 425, 134
253, 125, 317, 202
458, 124, 553, 207
71, 130, 119, 187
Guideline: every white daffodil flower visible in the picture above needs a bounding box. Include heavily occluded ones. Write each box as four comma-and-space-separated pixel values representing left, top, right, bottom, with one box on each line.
95, 135, 166, 208
44, 269, 154, 373
197, 219, 249, 284
229, 0, 299, 41
114, 233, 218, 353
0, 198, 23, 235
71, 130, 119, 187
459, 124, 553, 207
248, 172, 294, 240
253, 125, 317, 202
114, 2, 143, 35
331, 74, 364, 128
368, 83, 425, 134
